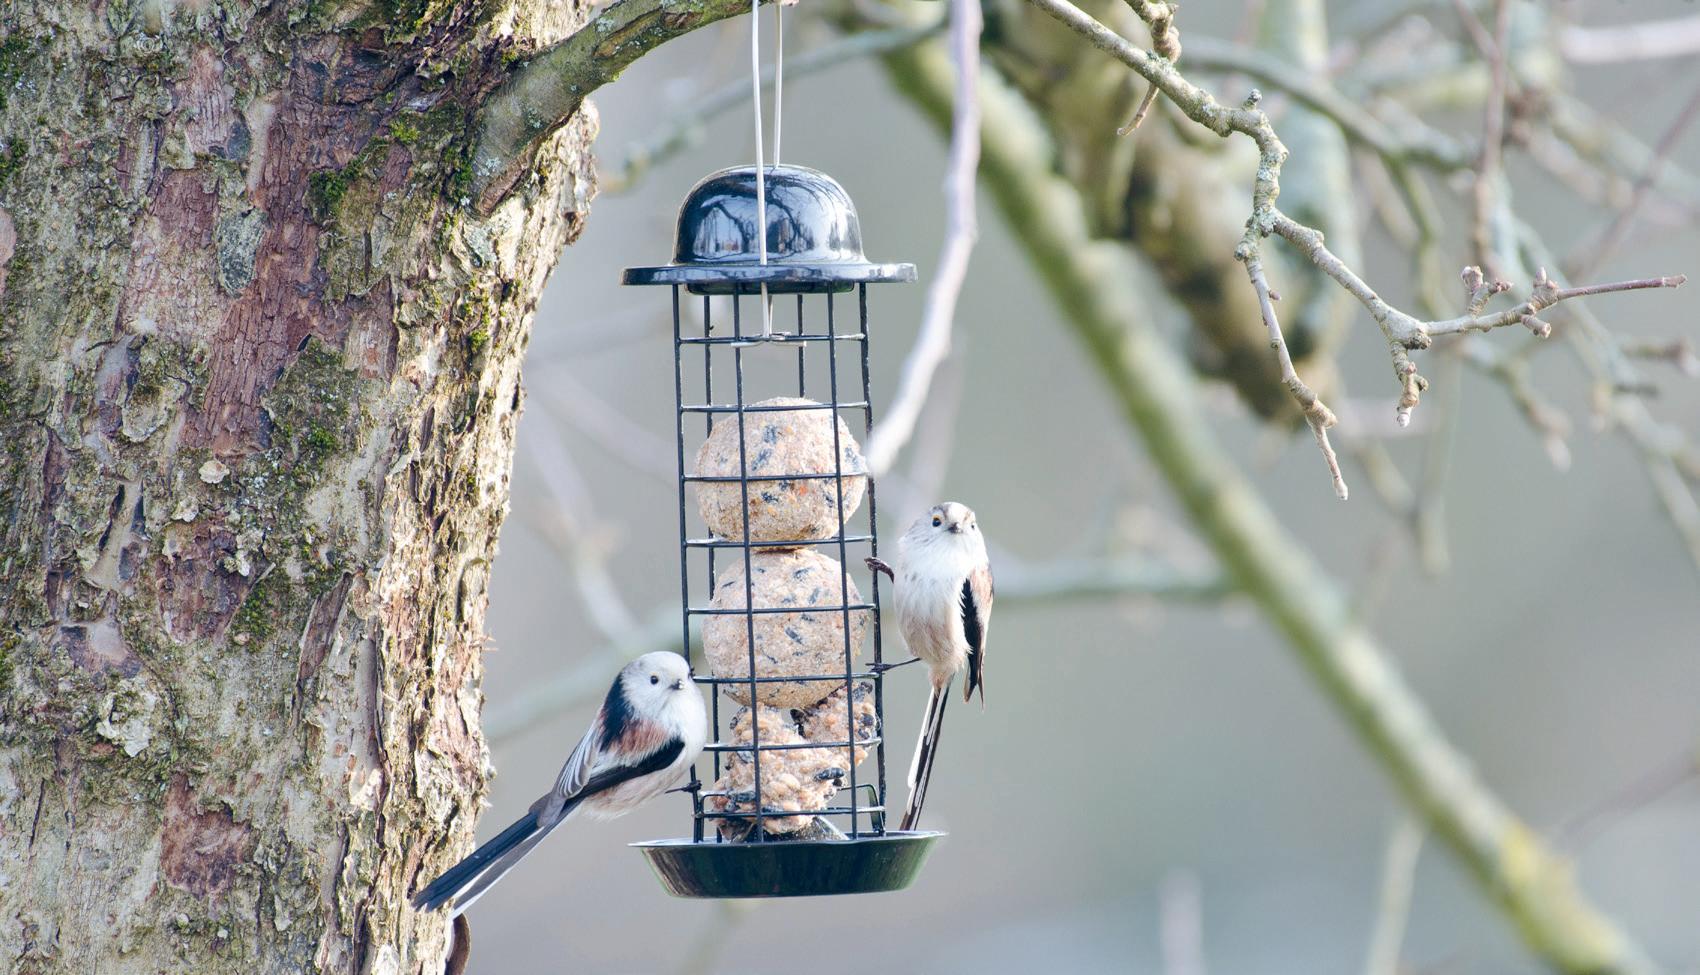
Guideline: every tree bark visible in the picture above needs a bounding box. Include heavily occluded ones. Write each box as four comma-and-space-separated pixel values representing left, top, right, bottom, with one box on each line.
0, 3, 595, 971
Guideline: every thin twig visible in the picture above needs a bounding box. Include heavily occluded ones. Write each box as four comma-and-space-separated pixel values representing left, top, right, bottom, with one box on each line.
538, 369, 676, 479
1363, 816, 1425, 975
1424, 269, 1687, 339
517, 403, 639, 639
1469, 0, 1510, 277
1517, 230, 1700, 577
863, 0, 982, 476
1241, 252, 1348, 498
898, 347, 967, 518
1181, 37, 1471, 169
1559, 14, 1700, 64
1551, 749, 1700, 852
1459, 338, 1573, 470
1160, 869, 1206, 975
603, 23, 944, 192
486, 554, 1231, 740
1118, 2, 1180, 136
1568, 79, 1700, 281
1447, 0, 1496, 63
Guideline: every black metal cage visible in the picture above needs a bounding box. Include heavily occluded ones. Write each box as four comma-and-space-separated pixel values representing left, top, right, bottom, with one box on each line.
623, 164, 941, 898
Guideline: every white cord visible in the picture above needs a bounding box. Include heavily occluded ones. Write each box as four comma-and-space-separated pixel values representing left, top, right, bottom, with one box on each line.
773, 1, 784, 166
750, 0, 773, 335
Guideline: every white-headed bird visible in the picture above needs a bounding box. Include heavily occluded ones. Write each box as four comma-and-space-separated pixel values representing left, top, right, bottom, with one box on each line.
868, 501, 994, 830
412, 651, 706, 916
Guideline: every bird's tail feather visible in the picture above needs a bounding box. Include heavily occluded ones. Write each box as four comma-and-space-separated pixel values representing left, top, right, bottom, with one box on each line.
412, 795, 576, 915
902, 682, 950, 831
444, 824, 559, 918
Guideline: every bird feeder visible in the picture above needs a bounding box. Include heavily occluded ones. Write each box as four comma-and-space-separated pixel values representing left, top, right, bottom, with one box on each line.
624, 164, 942, 897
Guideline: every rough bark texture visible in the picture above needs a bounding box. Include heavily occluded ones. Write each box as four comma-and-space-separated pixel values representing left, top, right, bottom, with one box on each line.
0, 2, 595, 971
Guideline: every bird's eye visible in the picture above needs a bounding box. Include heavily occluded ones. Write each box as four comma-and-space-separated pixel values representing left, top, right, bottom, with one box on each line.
932, 516, 942, 527
650, 675, 659, 685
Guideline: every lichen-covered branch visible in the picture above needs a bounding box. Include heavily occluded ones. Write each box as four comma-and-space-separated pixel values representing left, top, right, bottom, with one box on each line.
469, 0, 775, 209
1021, 0, 1685, 479
877, 36, 1660, 973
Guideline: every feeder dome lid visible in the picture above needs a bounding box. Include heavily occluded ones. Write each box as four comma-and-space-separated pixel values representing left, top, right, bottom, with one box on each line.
622, 164, 916, 294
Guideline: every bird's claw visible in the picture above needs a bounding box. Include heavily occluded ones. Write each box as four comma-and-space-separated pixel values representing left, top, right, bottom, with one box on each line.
871, 657, 923, 674
864, 556, 895, 581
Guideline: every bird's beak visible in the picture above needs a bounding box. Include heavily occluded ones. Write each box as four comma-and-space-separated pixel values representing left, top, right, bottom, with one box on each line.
948, 523, 964, 534
671, 679, 686, 691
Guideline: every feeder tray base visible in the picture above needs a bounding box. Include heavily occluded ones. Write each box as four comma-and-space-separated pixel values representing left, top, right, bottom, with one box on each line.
633, 831, 943, 898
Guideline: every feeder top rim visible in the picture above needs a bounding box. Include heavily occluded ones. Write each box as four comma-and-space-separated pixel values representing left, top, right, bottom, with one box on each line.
622, 163, 913, 292
621, 262, 916, 292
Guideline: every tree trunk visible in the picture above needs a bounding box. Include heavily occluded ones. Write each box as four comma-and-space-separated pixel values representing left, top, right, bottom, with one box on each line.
0, 3, 594, 971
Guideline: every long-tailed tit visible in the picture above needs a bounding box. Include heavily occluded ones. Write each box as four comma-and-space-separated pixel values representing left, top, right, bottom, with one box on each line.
867, 501, 994, 831
412, 651, 707, 916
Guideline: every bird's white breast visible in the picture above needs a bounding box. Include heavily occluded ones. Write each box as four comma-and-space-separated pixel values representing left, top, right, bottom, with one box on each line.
892, 538, 983, 675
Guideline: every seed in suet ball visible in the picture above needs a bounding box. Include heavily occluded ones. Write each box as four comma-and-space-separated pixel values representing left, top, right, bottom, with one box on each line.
706, 685, 876, 840
702, 549, 869, 708
694, 397, 867, 545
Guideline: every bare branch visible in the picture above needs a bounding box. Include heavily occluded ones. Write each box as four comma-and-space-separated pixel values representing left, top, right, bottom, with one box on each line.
863, 0, 981, 477
1567, 79, 1700, 280
1159, 869, 1206, 975
469, 0, 776, 211
1460, 338, 1573, 470
1551, 749, 1700, 851
1468, 0, 1510, 276
1181, 36, 1471, 169
517, 403, 639, 640
485, 554, 1230, 741
601, 23, 943, 192
1117, 1, 1179, 136
1619, 337, 1700, 377
1363, 816, 1425, 975
1021, 0, 1686, 443
1559, 14, 1700, 64
1240, 250, 1347, 498
1424, 269, 1687, 338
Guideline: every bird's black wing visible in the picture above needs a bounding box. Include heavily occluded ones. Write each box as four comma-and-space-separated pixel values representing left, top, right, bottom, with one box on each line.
960, 564, 994, 705
579, 737, 686, 796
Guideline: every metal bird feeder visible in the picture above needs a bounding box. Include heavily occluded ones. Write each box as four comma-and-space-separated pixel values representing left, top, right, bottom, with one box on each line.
624, 164, 942, 898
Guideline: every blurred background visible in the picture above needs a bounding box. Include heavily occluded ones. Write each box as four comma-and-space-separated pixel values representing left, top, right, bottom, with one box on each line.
469, 1, 1700, 971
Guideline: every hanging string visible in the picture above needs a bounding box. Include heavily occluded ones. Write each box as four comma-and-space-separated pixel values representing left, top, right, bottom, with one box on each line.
750, 0, 785, 336
773, 2, 783, 166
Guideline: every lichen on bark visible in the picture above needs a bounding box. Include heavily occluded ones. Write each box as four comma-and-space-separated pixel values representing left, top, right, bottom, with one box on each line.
0, 1, 598, 971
